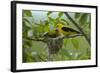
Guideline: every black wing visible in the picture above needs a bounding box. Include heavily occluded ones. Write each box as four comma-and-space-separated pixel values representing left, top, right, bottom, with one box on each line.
62, 27, 80, 33
43, 32, 59, 38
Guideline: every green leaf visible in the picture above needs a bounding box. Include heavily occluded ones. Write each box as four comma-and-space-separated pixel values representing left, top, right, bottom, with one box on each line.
44, 20, 49, 25
78, 53, 89, 60
58, 12, 63, 18
79, 13, 88, 25
75, 13, 81, 18
48, 17, 54, 22
24, 39, 32, 47
61, 49, 73, 60
60, 19, 69, 25
75, 52, 83, 60
87, 14, 91, 29
23, 10, 32, 17
64, 39, 68, 46
23, 17, 31, 25
23, 20, 32, 28
44, 25, 49, 32
48, 17, 56, 24
71, 38, 79, 49
47, 11, 52, 16
55, 17, 60, 22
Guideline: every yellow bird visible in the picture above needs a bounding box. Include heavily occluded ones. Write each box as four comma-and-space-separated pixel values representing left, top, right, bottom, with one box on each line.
56, 23, 80, 36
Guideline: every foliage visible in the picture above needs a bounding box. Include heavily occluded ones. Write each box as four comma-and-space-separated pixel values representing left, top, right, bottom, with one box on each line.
22, 10, 91, 62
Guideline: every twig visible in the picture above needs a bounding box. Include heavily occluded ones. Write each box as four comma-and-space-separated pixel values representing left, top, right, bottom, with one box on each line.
64, 34, 83, 38
24, 37, 45, 42
64, 12, 90, 45
46, 34, 83, 40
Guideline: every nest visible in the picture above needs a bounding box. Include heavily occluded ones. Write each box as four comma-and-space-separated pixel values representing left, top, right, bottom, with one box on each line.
44, 36, 63, 55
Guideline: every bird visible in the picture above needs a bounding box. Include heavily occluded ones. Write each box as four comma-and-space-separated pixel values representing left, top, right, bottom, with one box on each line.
43, 29, 60, 38
56, 23, 80, 36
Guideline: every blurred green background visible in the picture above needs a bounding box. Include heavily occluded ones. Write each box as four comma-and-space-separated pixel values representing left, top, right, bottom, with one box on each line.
22, 10, 91, 63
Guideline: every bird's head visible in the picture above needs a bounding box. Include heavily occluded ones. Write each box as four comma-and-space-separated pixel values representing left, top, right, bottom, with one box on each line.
56, 23, 64, 28
56, 23, 64, 31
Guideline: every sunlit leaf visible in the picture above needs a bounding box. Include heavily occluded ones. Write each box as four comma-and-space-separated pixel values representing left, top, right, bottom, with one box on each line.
44, 25, 49, 32
71, 38, 79, 49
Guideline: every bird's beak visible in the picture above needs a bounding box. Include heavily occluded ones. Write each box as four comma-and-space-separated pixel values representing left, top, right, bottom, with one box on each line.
55, 28, 59, 32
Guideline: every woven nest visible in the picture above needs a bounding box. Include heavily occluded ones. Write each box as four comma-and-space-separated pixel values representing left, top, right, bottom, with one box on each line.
44, 37, 63, 54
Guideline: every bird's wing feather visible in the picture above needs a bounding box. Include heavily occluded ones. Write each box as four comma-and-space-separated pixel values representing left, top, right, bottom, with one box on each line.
62, 27, 80, 33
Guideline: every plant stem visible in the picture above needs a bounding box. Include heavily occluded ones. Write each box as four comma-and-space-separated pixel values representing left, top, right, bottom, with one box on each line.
64, 12, 90, 45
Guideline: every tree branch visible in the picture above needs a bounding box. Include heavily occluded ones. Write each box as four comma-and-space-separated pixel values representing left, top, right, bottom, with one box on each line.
24, 37, 45, 42
45, 34, 83, 40
25, 34, 82, 43
64, 34, 83, 38
64, 12, 90, 45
